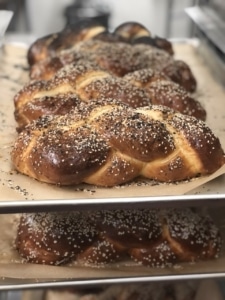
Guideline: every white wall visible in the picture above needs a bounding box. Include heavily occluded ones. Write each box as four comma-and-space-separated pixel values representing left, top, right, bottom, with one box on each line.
106, 0, 170, 37
25, 0, 74, 36
106, 0, 194, 38
23, 0, 194, 39
169, 0, 194, 38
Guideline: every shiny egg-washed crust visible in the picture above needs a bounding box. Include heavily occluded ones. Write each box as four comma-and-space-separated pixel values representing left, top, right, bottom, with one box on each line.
113, 21, 174, 55
132, 35, 174, 55
29, 38, 194, 93
15, 62, 205, 130
27, 22, 107, 66
16, 211, 98, 265
14, 62, 150, 130
16, 208, 221, 267
11, 99, 224, 187
27, 21, 174, 66
114, 21, 151, 41
29, 40, 161, 79
124, 69, 204, 120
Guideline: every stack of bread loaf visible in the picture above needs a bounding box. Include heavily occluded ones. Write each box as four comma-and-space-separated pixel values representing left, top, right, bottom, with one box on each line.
11, 21, 224, 268
11, 21, 225, 187
16, 208, 222, 267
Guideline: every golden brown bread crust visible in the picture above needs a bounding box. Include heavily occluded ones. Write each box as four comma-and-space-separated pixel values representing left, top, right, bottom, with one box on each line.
129, 209, 222, 266
114, 21, 151, 41
27, 21, 174, 67
131, 44, 196, 92
16, 212, 98, 265
114, 21, 174, 55
28, 37, 195, 93
133, 35, 174, 55
27, 22, 107, 66
14, 93, 82, 131
16, 208, 222, 267
162, 60, 197, 93
14, 68, 150, 130
15, 62, 205, 130
30, 40, 152, 79
124, 69, 205, 120
11, 99, 224, 187
27, 20, 197, 95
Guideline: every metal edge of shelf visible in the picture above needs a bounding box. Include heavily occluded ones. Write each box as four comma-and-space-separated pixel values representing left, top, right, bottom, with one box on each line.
185, 6, 225, 55
1, 273, 225, 291
0, 194, 225, 214
194, 34, 225, 86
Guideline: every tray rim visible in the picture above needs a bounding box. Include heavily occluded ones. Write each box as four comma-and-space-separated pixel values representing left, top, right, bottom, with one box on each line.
0, 193, 225, 213
1, 36, 225, 289
1, 39, 225, 212
1, 272, 225, 291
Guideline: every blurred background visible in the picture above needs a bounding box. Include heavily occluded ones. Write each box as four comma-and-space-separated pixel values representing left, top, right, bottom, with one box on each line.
0, 0, 197, 42
0, 0, 225, 299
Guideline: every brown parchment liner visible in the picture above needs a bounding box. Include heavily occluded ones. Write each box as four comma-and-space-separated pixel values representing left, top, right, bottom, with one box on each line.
0, 42, 225, 280
0, 42, 225, 201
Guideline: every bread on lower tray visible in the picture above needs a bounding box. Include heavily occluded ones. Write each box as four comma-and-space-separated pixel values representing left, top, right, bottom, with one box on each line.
43, 281, 200, 300
16, 208, 222, 267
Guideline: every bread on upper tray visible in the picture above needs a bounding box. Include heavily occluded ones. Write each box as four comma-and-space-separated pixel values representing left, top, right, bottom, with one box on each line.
27, 21, 196, 93
11, 99, 224, 187
14, 61, 206, 131
11, 21, 224, 187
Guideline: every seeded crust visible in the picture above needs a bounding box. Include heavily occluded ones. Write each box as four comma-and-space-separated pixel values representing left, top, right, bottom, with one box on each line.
27, 23, 107, 66
162, 60, 197, 93
114, 21, 152, 41
16, 211, 98, 265
27, 21, 173, 67
124, 69, 205, 120
14, 92, 82, 131
27, 19, 195, 94
29, 38, 195, 93
16, 208, 222, 267
11, 99, 224, 187
15, 62, 205, 130
29, 40, 154, 80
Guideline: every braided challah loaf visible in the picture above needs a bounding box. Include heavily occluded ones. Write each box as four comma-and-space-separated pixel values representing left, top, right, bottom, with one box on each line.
27, 21, 173, 66
27, 20, 196, 92
27, 21, 107, 66
14, 62, 150, 130
11, 99, 224, 187
29, 40, 152, 80
14, 62, 205, 130
16, 211, 98, 265
29, 38, 195, 92
124, 68, 204, 120
16, 208, 221, 267
114, 21, 174, 55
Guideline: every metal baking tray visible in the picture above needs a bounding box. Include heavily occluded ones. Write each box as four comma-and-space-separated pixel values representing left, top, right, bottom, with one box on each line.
0, 41, 225, 213
1, 273, 225, 291
0, 209, 225, 290
0, 41, 225, 289
0, 208, 224, 291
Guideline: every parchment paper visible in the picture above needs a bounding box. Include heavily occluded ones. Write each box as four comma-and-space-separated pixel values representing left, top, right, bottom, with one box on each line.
0, 42, 225, 281
0, 42, 225, 202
